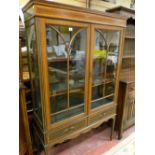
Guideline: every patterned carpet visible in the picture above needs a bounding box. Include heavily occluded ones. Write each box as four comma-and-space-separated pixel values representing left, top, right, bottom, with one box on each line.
102, 133, 135, 155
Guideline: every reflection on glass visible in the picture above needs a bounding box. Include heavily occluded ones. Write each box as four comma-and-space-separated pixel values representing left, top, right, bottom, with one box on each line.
91, 29, 120, 109
69, 30, 86, 89
46, 25, 86, 123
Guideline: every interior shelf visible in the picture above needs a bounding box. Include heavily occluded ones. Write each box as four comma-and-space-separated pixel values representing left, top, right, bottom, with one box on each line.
48, 57, 83, 63
49, 86, 83, 97
92, 79, 114, 87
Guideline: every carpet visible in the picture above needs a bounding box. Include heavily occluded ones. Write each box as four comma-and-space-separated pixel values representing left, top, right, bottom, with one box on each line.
102, 133, 135, 155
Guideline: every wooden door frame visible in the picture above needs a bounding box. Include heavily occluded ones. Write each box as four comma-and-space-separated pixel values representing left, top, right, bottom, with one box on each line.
88, 24, 125, 114
36, 17, 91, 130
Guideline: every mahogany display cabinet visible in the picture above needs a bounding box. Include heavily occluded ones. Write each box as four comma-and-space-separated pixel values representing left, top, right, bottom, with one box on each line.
23, 0, 126, 154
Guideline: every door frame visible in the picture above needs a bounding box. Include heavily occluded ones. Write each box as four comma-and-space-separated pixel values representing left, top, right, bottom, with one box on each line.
88, 24, 125, 114
36, 17, 91, 129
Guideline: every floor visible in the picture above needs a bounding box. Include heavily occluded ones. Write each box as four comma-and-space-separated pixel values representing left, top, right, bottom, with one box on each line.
40, 124, 135, 155
103, 133, 135, 155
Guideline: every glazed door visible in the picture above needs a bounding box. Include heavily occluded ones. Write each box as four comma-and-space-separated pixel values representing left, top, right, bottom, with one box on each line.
44, 20, 89, 125
90, 25, 122, 110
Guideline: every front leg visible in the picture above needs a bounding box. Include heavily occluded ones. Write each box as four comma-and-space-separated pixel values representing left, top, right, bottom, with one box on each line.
44, 147, 49, 155
110, 117, 116, 140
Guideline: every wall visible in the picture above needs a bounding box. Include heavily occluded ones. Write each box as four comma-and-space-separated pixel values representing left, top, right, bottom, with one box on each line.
19, 0, 86, 8
19, 0, 132, 11
116, 0, 131, 8
19, 0, 29, 8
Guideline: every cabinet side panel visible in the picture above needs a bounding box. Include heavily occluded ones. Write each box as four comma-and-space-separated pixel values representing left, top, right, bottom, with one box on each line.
25, 18, 43, 128
35, 17, 51, 130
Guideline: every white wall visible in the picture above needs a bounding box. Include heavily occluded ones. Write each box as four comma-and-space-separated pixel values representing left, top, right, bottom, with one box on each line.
116, 0, 131, 8
19, 0, 132, 10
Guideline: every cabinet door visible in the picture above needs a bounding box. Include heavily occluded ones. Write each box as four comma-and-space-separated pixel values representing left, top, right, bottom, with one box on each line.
90, 26, 121, 110
45, 20, 89, 124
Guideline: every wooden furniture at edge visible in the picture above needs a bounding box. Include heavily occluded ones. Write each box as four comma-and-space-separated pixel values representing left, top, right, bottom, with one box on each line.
23, 1, 126, 154
19, 40, 33, 155
106, 6, 135, 139
19, 20, 33, 115
19, 82, 33, 155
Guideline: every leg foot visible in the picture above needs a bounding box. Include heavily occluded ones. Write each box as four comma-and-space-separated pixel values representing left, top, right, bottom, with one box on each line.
110, 117, 116, 140
118, 131, 123, 140
44, 147, 49, 155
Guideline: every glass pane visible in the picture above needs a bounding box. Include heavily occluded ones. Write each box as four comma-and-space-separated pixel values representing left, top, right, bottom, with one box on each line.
91, 29, 120, 109
69, 30, 86, 107
105, 81, 115, 96
50, 94, 67, 113
92, 84, 105, 100
47, 25, 68, 94
69, 44, 85, 88
46, 25, 86, 123
27, 25, 42, 123
91, 96, 114, 109
93, 30, 107, 84
106, 31, 120, 81
70, 90, 84, 107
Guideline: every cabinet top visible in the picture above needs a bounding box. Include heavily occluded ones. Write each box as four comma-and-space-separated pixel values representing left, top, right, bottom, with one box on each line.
22, 0, 126, 27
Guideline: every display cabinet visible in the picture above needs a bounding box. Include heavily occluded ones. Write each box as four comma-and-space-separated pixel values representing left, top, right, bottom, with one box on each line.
23, 0, 126, 154
106, 6, 135, 139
